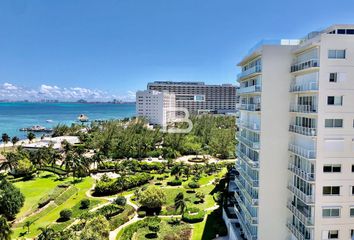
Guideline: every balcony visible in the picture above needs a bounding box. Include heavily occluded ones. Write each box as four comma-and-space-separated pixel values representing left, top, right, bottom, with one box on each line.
235, 178, 259, 206
238, 167, 259, 188
290, 104, 317, 113
291, 59, 319, 73
237, 65, 262, 80
288, 163, 315, 182
239, 103, 261, 112
238, 85, 261, 95
288, 144, 316, 160
287, 201, 314, 227
287, 221, 313, 240
236, 119, 260, 132
289, 125, 317, 136
237, 150, 259, 168
287, 184, 314, 204
237, 133, 260, 150
234, 205, 258, 240
290, 82, 318, 93
239, 200, 258, 225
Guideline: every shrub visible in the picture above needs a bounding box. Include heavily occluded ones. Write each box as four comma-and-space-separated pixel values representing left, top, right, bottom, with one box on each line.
167, 179, 182, 186
114, 196, 127, 206
96, 204, 124, 219
188, 181, 200, 189
186, 190, 195, 194
59, 209, 72, 221
154, 182, 162, 186
80, 199, 90, 209
138, 211, 146, 218
156, 177, 164, 181
182, 208, 205, 223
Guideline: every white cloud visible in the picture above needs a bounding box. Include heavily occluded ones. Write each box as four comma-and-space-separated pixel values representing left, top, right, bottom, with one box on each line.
0, 82, 135, 102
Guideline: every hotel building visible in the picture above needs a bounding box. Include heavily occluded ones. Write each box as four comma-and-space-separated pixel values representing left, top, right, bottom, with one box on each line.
136, 90, 176, 126
147, 81, 236, 114
223, 25, 354, 240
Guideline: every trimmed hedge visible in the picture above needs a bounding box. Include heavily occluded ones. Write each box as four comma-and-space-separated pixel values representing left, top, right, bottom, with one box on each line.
93, 173, 153, 196
137, 211, 146, 218
188, 181, 200, 189
96, 204, 124, 219
182, 208, 205, 223
37, 184, 69, 208
109, 205, 135, 230
167, 179, 182, 186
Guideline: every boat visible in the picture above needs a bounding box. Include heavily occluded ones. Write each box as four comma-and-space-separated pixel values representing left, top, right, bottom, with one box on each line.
77, 114, 89, 122
46, 119, 53, 123
20, 125, 53, 133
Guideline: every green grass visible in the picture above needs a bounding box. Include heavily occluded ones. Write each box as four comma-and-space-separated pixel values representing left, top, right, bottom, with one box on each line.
13, 172, 69, 219
191, 209, 227, 240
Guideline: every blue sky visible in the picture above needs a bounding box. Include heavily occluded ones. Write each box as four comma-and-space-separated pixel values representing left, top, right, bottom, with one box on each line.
0, 0, 354, 101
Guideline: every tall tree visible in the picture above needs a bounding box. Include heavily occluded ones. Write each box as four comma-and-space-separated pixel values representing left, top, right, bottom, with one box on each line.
27, 132, 35, 143
1, 133, 10, 152
0, 215, 12, 240
0, 177, 25, 219
37, 226, 57, 240
11, 136, 19, 145
174, 192, 189, 214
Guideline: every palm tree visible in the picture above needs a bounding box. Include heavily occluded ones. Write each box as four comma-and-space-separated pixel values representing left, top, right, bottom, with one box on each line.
0, 152, 19, 172
37, 226, 57, 240
27, 132, 35, 143
62, 152, 89, 182
23, 221, 32, 234
11, 136, 19, 146
1, 133, 10, 152
174, 192, 189, 214
0, 215, 12, 240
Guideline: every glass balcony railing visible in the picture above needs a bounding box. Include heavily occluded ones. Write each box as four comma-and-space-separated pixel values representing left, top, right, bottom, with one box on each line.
237, 133, 260, 150
237, 150, 259, 168
236, 119, 261, 132
290, 104, 317, 113
237, 65, 262, 80
288, 163, 315, 182
291, 59, 319, 73
287, 221, 313, 240
287, 184, 314, 204
239, 103, 261, 112
238, 167, 259, 188
288, 144, 316, 160
234, 205, 258, 240
287, 201, 314, 227
238, 85, 261, 95
289, 125, 317, 136
289, 82, 318, 92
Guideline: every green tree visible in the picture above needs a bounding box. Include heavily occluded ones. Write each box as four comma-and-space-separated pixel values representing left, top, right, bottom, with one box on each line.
80, 215, 110, 240
13, 158, 35, 177
11, 136, 19, 145
27, 132, 35, 143
0, 178, 25, 219
139, 186, 166, 209
1, 133, 10, 152
23, 220, 32, 233
0, 215, 12, 240
37, 226, 57, 240
0, 152, 19, 171
174, 192, 189, 214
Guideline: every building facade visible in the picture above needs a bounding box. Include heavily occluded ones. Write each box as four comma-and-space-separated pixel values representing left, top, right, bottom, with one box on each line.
224, 25, 354, 240
136, 90, 176, 126
147, 81, 236, 114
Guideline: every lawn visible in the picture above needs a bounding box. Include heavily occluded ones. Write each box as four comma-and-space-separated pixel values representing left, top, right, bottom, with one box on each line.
13, 172, 70, 219
12, 175, 104, 238
191, 209, 227, 240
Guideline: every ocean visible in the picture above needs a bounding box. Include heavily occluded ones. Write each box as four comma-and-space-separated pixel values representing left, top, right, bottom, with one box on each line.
0, 102, 136, 139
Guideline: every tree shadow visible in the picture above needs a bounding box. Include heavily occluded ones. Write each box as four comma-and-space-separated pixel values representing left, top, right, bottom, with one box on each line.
201, 208, 228, 240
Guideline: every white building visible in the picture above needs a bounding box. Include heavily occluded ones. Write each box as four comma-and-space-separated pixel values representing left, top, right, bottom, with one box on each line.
22, 136, 80, 151
223, 25, 354, 240
136, 90, 176, 126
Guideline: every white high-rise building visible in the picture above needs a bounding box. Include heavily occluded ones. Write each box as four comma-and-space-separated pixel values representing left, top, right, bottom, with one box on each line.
136, 90, 176, 126
223, 25, 354, 240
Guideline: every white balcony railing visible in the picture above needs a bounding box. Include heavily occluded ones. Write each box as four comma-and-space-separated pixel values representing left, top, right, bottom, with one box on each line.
290, 104, 317, 113
290, 82, 318, 92
288, 144, 316, 160
236, 119, 260, 132
237, 150, 259, 168
239, 103, 261, 112
237, 65, 262, 80
287, 201, 314, 227
238, 85, 262, 95
234, 206, 258, 240
238, 167, 259, 188
288, 163, 315, 182
237, 133, 260, 150
291, 59, 319, 73
289, 125, 317, 136
287, 221, 313, 240
287, 184, 314, 204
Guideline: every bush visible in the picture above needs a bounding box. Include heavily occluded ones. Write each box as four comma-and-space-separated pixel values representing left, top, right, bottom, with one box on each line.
182, 208, 205, 223
96, 204, 124, 219
60, 209, 72, 221
154, 182, 162, 186
138, 211, 146, 218
0, 178, 25, 220
167, 179, 182, 186
188, 181, 200, 189
156, 177, 164, 181
80, 199, 90, 209
114, 196, 127, 206
186, 190, 195, 194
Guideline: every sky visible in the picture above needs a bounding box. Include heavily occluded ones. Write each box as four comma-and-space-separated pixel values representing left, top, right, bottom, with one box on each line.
0, 0, 354, 101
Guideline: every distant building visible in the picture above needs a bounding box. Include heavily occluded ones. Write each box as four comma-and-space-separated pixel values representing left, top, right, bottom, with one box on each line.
22, 136, 80, 151
147, 81, 236, 114
136, 90, 176, 126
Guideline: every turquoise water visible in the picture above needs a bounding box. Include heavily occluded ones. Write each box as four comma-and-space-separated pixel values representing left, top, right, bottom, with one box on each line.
0, 102, 136, 139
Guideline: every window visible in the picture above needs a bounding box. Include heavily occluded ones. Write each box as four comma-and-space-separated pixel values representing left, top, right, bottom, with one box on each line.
329, 230, 339, 239
323, 186, 340, 195
327, 96, 343, 106
351, 229, 354, 238
323, 164, 341, 173
323, 208, 340, 218
328, 49, 346, 59
352, 165, 354, 172
350, 208, 354, 217
352, 186, 354, 195
337, 29, 346, 34
329, 73, 338, 82
325, 119, 343, 128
